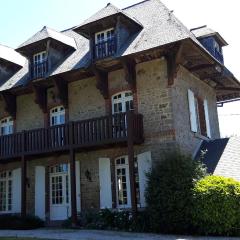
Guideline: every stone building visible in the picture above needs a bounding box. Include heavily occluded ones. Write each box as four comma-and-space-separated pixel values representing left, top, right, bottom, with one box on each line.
0, 0, 239, 225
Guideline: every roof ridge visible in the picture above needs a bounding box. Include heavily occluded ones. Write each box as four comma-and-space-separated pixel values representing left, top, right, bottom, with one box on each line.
122, 0, 151, 10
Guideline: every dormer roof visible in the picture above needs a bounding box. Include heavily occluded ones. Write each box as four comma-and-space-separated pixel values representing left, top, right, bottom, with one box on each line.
0, 44, 25, 68
74, 3, 142, 38
16, 26, 77, 55
191, 26, 228, 46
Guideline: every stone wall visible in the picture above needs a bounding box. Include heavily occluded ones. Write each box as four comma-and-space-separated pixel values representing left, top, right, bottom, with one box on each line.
16, 93, 44, 131
172, 66, 220, 155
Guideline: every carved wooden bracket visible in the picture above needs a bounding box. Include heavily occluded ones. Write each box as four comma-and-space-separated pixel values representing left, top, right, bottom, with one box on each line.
53, 78, 68, 108
0, 91, 16, 119
165, 43, 184, 86
121, 58, 136, 91
92, 66, 109, 99
32, 84, 47, 113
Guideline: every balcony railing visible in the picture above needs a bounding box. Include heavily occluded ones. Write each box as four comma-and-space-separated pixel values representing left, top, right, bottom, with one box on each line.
0, 113, 143, 160
31, 60, 48, 79
94, 37, 116, 60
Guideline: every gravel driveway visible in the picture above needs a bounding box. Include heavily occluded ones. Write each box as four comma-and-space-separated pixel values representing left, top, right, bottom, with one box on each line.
0, 229, 239, 240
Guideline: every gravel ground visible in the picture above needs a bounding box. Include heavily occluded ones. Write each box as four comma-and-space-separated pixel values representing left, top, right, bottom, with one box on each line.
0, 229, 239, 240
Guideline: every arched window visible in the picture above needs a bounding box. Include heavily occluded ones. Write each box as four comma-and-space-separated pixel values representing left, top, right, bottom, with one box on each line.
50, 106, 65, 126
112, 91, 134, 114
0, 117, 13, 136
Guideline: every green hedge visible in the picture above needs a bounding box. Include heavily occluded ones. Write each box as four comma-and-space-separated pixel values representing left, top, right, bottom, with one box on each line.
192, 175, 240, 236
0, 214, 44, 230
145, 151, 206, 234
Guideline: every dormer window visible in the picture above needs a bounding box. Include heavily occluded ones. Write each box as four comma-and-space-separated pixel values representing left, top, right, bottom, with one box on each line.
94, 28, 116, 60
33, 51, 48, 79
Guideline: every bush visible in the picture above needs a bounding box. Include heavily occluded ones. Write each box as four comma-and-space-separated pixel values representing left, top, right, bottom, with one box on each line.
62, 209, 150, 232
0, 214, 44, 230
145, 151, 206, 234
192, 175, 240, 236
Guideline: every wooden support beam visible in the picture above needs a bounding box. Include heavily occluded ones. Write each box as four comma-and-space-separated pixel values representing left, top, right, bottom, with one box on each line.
121, 58, 136, 91
92, 66, 109, 99
21, 131, 26, 217
0, 91, 16, 119
32, 85, 47, 113
188, 64, 214, 72
127, 111, 137, 214
166, 43, 184, 86
53, 78, 68, 108
69, 122, 77, 226
45, 166, 50, 223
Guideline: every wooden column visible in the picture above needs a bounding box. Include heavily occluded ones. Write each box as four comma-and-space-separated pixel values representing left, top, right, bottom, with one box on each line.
127, 111, 137, 214
69, 122, 77, 226
45, 166, 50, 223
21, 131, 26, 217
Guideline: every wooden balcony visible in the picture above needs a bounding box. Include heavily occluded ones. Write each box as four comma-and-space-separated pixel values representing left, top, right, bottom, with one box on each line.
31, 60, 48, 79
94, 37, 116, 60
0, 112, 143, 161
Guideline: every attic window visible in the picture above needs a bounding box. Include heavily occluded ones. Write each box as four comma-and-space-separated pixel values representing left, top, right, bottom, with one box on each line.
32, 51, 48, 79
214, 41, 221, 53
94, 28, 116, 60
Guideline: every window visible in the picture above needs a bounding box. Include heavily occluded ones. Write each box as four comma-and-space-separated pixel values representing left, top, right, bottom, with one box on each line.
95, 28, 115, 59
112, 91, 134, 114
0, 117, 13, 136
33, 51, 48, 79
0, 171, 12, 213
188, 89, 211, 138
50, 106, 65, 126
115, 156, 140, 208
214, 41, 221, 53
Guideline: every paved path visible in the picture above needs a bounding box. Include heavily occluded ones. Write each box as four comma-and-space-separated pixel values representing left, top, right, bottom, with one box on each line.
0, 229, 239, 240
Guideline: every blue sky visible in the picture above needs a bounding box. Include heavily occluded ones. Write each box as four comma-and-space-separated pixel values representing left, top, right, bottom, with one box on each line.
1, 0, 240, 137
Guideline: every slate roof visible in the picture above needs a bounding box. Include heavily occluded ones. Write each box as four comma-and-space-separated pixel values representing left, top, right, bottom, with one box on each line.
17, 26, 77, 50
191, 25, 228, 46
0, 44, 26, 67
195, 137, 240, 181
0, 0, 237, 92
74, 3, 142, 31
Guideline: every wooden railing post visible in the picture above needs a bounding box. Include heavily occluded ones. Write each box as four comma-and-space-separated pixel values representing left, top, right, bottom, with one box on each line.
127, 111, 137, 215
69, 121, 77, 226
21, 130, 27, 217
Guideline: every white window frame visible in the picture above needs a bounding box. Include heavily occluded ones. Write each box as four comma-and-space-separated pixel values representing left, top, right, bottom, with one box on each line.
50, 106, 65, 126
95, 28, 115, 59
112, 91, 134, 114
33, 51, 47, 65
0, 117, 13, 136
0, 171, 13, 213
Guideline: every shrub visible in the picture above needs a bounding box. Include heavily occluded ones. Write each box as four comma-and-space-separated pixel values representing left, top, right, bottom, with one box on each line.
62, 209, 150, 232
145, 151, 206, 234
192, 175, 240, 236
0, 214, 44, 229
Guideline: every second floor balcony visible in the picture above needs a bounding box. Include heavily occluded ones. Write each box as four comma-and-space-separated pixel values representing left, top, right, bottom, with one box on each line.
94, 37, 116, 60
0, 112, 143, 160
31, 59, 48, 80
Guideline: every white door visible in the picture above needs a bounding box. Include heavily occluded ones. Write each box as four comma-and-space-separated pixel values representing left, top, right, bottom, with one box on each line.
115, 156, 132, 208
50, 164, 70, 220
50, 106, 65, 126
33, 51, 47, 78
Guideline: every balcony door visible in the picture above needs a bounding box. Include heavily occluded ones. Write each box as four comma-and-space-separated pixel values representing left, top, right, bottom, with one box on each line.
0, 117, 13, 136
50, 106, 65, 147
95, 28, 115, 59
33, 51, 47, 79
50, 164, 71, 220
112, 91, 134, 137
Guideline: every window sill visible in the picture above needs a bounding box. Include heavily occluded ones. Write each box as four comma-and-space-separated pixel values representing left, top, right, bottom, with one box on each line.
193, 132, 210, 141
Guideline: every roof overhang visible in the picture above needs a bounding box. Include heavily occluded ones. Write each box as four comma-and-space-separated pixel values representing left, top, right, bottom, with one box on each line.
74, 12, 143, 39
